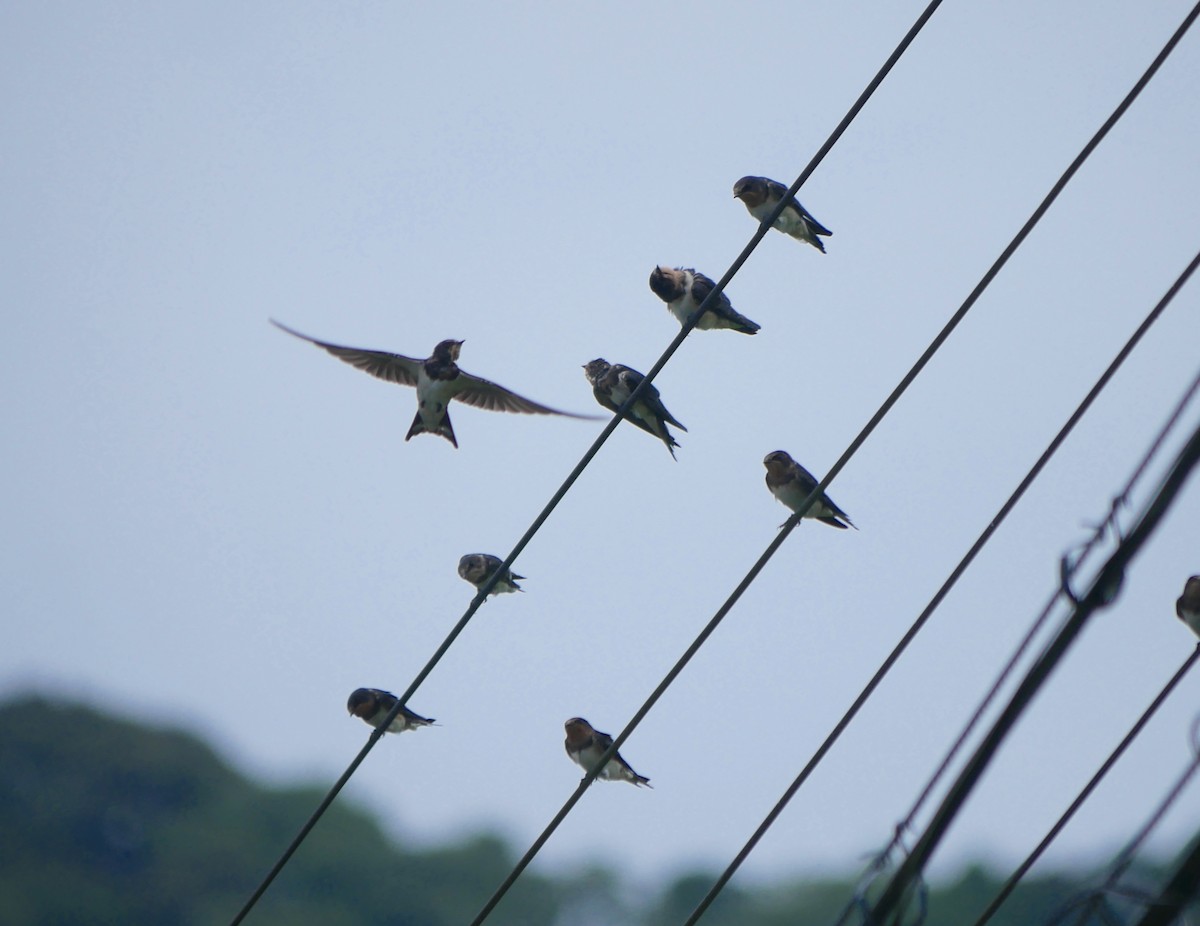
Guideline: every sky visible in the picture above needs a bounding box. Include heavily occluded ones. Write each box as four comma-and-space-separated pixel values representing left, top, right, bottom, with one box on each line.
4, 0, 1200, 900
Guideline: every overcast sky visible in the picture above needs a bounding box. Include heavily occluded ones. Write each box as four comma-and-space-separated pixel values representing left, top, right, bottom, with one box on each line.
4, 0, 1200, 896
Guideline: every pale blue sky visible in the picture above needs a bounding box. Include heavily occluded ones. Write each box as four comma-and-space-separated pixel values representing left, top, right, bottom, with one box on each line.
4, 0, 1200, 888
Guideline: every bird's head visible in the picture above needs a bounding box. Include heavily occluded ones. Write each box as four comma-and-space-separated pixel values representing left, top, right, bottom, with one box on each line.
763, 450, 794, 471
733, 175, 767, 206
346, 688, 378, 718
582, 359, 610, 383
433, 339, 464, 362
648, 265, 683, 302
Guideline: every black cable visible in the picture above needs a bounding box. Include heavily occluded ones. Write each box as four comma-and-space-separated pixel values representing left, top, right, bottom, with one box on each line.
1130, 831, 1200, 926
867, 415, 1200, 925
688, 245, 1200, 926
972, 645, 1200, 926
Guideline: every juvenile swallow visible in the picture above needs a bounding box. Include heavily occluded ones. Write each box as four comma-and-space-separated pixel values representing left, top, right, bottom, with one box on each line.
458, 553, 524, 596
564, 717, 652, 788
1176, 576, 1200, 638
648, 266, 760, 335
763, 450, 855, 529
347, 688, 436, 733
271, 320, 601, 448
583, 358, 687, 459
733, 175, 832, 253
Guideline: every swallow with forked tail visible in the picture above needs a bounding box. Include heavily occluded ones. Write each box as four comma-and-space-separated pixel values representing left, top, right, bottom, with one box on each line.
347, 688, 436, 733
564, 717, 651, 787
272, 320, 601, 448
458, 553, 524, 596
648, 266, 760, 335
734, 175, 832, 253
583, 358, 687, 459
763, 450, 855, 529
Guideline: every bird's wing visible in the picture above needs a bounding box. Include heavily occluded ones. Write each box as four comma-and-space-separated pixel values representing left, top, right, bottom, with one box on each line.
452, 370, 601, 418
271, 319, 423, 387
687, 272, 730, 310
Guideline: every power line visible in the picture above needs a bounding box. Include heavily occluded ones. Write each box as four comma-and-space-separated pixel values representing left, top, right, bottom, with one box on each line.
467, 9, 1200, 926
866, 410, 1200, 924
972, 644, 1200, 926
1057, 723, 1200, 926
225, 3, 946, 921
1130, 831, 1200, 926
701, 245, 1200, 926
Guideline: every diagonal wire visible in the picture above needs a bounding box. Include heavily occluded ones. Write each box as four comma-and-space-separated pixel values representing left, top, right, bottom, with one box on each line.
469, 3, 1200, 921
866, 410, 1200, 924
1129, 829, 1200, 926
689, 244, 1200, 926
1062, 728, 1200, 926
972, 644, 1200, 926
225, 3, 946, 922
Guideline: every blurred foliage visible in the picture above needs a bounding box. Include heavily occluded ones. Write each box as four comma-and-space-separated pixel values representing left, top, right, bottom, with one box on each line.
1, 695, 1196, 926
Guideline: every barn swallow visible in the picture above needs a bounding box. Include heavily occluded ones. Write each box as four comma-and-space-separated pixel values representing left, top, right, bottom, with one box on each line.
733, 176, 832, 253
458, 553, 524, 596
648, 266, 760, 335
564, 717, 651, 788
347, 688, 436, 733
583, 358, 687, 459
763, 450, 855, 529
1176, 576, 1200, 638
271, 320, 601, 448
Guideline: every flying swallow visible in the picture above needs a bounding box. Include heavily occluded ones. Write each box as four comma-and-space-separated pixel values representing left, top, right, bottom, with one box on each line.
347, 688, 436, 733
583, 358, 687, 459
458, 553, 524, 596
271, 320, 601, 448
1176, 576, 1200, 638
763, 450, 855, 529
733, 175, 832, 253
564, 717, 651, 788
648, 266, 760, 335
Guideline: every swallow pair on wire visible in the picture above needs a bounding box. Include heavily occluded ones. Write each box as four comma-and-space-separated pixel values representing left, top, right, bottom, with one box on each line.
271, 320, 599, 448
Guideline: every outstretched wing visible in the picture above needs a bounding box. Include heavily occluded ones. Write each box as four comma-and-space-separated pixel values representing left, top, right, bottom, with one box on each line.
452, 370, 602, 418
271, 319, 423, 388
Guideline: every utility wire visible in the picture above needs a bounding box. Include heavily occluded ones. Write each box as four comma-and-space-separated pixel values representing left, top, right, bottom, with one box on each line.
1130, 831, 1200, 926
225, 3, 946, 922
1060, 726, 1200, 926
469, 2, 1200, 922
688, 245, 1200, 926
972, 644, 1200, 926
866, 409, 1200, 924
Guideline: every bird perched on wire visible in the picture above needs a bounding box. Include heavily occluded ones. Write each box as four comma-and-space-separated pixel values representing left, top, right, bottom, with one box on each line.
733, 175, 832, 253
347, 688, 436, 733
271, 320, 601, 448
564, 717, 651, 788
1176, 576, 1200, 638
583, 358, 687, 459
648, 266, 760, 335
458, 553, 524, 596
763, 450, 855, 529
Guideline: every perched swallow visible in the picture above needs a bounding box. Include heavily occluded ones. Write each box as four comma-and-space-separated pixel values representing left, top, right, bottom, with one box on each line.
763, 450, 855, 529
648, 266, 760, 335
733, 175, 832, 253
582, 358, 687, 459
271, 320, 600, 448
1176, 576, 1200, 638
458, 553, 524, 596
564, 717, 651, 788
347, 688, 436, 733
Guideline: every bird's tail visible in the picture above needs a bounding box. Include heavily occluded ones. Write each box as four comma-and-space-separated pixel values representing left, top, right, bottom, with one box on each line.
632, 774, 653, 788
406, 410, 458, 448
730, 311, 761, 335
